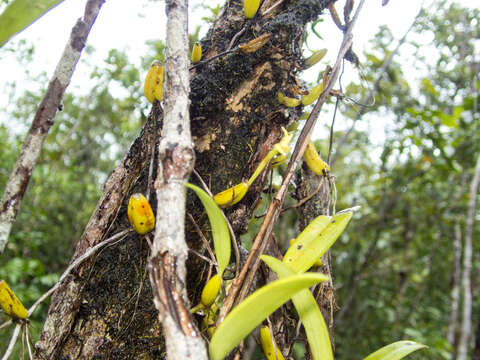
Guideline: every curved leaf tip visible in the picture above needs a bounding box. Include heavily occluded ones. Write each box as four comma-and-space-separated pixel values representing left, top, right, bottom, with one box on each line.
363, 340, 428, 360
209, 273, 328, 360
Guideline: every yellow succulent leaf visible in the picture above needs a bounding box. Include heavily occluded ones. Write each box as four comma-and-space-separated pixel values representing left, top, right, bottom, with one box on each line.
260, 326, 285, 360
201, 274, 222, 307
277, 91, 301, 108
144, 60, 164, 103
192, 42, 202, 64
243, 0, 261, 19
213, 182, 249, 208
283, 210, 354, 273
127, 193, 155, 235
0, 280, 28, 320
301, 83, 324, 106
303, 140, 330, 175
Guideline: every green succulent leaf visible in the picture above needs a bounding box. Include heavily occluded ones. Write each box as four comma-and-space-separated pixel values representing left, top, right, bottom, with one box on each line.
283, 207, 357, 273
288, 215, 331, 249
261, 255, 333, 360
0, 0, 65, 47
363, 340, 428, 360
186, 183, 230, 276
209, 273, 328, 360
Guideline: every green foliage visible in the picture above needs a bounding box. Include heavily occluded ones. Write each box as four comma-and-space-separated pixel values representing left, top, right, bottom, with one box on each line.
0, 0, 64, 47
363, 340, 428, 360
283, 210, 354, 273
0, 1, 478, 359
0, 37, 166, 354
261, 255, 333, 360
331, 2, 480, 359
186, 183, 231, 276
209, 273, 328, 360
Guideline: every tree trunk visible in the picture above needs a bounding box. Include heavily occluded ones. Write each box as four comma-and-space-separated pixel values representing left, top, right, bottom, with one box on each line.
35, 0, 336, 358
447, 222, 462, 351
457, 154, 480, 360
473, 314, 480, 360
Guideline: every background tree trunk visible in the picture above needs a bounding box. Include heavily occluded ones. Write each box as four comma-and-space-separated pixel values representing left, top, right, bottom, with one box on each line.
447, 222, 462, 352
35, 0, 336, 358
457, 155, 480, 360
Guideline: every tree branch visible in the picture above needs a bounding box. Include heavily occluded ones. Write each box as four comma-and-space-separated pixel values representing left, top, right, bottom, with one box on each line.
331, 3, 425, 166
0, 0, 105, 254
147, 0, 207, 359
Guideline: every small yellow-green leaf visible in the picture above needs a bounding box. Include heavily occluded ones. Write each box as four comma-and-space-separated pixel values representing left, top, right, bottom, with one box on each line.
283, 208, 356, 273
289, 214, 331, 249
209, 273, 328, 360
0, 0, 64, 47
186, 183, 231, 276
363, 340, 428, 360
261, 255, 333, 360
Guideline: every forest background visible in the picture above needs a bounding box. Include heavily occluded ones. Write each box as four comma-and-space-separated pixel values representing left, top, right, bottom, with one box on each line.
0, 0, 478, 359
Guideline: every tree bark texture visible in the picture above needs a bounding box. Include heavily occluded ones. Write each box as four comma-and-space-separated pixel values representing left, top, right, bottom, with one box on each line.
447, 222, 462, 349
35, 0, 336, 358
147, 0, 208, 359
457, 154, 480, 360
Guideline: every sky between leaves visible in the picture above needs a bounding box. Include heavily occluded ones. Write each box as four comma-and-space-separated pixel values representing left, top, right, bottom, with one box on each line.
0, 0, 472, 140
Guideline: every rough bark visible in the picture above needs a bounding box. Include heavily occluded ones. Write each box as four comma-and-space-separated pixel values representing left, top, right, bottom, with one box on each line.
35, 0, 341, 357
0, 0, 105, 254
457, 154, 480, 360
35, 105, 163, 359
447, 222, 462, 349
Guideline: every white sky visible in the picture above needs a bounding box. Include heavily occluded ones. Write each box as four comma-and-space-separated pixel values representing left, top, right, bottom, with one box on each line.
0, 0, 472, 140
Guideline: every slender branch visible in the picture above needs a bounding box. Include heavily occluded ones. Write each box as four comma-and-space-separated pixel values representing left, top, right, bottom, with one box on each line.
218, 0, 366, 324
331, 4, 425, 166
147, 0, 207, 359
188, 213, 217, 266
1, 324, 21, 360
28, 229, 131, 317
280, 177, 325, 214
0, 0, 105, 254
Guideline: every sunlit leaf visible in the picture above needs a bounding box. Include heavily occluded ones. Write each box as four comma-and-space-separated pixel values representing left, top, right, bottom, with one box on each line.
209, 273, 328, 360
0, 280, 28, 319
363, 340, 428, 360
261, 255, 333, 360
0, 0, 65, 47
186, 183, 230, 275
283, 208, 356, 273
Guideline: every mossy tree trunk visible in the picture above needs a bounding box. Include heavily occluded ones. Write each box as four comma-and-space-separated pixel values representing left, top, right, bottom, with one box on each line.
35, 0, 336, 358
